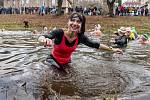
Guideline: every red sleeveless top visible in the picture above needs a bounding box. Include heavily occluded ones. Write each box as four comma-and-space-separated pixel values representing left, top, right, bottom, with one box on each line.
52, 35, 78, 64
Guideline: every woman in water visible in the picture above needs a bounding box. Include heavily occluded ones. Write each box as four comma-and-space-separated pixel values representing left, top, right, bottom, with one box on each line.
38, 12, 123, 71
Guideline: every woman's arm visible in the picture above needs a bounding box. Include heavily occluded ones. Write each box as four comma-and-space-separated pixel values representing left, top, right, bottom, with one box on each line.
38, 31, 55, 46
80, 34, 123, 54
79, 34, 100, 48
38, 29, 62, 46
99, 44, 123, 54
38, 36, 52, 46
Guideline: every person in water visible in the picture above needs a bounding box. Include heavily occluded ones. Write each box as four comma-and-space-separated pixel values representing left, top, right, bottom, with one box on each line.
137, 34, 150, 44
38, 12, 123, 70
126, 27, 138, 40
110, 27, 128, 48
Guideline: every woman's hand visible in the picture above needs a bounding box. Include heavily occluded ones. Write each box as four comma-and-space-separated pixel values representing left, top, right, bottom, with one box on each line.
112, 48, 123, 54
44, 38, 52, 47
99, 44, 123, 54
38, 36, 52, 46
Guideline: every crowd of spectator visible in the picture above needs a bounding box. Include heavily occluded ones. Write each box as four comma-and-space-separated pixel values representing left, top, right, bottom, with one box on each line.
74, 6, 102, 15
0, 5, 150, 16
0, 5, 102, 16
0, 6, 50, 14
115, 6, 150, 16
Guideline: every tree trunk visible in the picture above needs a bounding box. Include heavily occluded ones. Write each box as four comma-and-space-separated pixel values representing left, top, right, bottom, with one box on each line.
57, 0, 63, 16
118, 0, 122, 6
56, 0, 73, 16
67, 0, 72, 5
107, 0, 115, 17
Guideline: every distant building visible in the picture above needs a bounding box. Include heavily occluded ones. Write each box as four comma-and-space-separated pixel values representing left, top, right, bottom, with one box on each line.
122, 2, 142, 7
122, 0, 150, 8
2, 0, 70, 8
141, 0, 149, 4
3, 0, 53, 8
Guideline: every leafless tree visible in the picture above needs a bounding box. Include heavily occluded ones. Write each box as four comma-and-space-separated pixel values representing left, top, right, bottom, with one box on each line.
107, 0, 116, 17
57, 0, 73, 15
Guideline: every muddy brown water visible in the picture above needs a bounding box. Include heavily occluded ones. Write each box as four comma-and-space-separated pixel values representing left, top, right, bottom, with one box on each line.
0, 31, 150, 100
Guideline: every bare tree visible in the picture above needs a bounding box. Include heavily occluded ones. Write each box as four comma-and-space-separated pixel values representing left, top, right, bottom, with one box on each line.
57, 0, 72, 15
67, 0, 73, 5
107, 0, 115, 17
0, 0, 4, 7
57, 0, 63, 15
118, 0, 122, 6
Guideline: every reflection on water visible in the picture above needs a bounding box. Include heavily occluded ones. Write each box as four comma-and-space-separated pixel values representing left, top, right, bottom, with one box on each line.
0, 31, 150, 100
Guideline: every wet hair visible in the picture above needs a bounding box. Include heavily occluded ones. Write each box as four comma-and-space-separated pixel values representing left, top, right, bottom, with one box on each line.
69, 12, 86, 33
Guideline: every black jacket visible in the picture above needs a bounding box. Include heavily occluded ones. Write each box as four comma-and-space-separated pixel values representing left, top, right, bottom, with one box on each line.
114, 35, 128, 48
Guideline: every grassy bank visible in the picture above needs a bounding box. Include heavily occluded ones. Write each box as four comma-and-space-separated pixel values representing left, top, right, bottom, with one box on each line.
0, 14, 150, 34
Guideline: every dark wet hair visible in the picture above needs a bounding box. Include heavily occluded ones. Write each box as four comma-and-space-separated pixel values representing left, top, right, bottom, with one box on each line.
69, 12, 86, 33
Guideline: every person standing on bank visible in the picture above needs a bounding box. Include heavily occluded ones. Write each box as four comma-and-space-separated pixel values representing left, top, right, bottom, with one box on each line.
38, 12, 123, 70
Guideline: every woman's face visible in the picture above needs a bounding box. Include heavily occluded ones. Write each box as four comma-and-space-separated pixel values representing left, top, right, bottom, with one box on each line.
138, 36, 146, 43
68, 17, 82, 33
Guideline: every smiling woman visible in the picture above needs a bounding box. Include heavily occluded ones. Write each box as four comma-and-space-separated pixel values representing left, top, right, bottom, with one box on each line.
38, 12, 123, 71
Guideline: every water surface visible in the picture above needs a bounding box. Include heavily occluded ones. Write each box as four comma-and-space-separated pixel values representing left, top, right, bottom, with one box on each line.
0, 31, 150, 100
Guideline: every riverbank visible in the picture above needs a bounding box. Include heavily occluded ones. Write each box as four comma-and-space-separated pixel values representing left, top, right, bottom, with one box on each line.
0, 14, 150, 34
